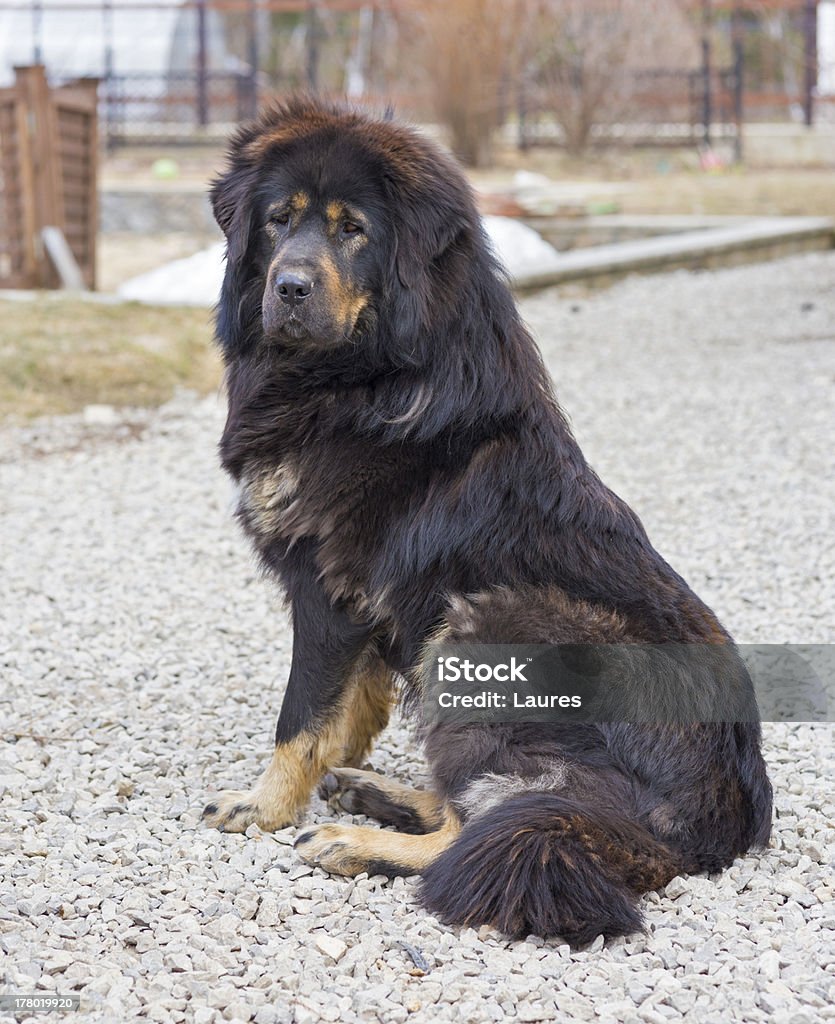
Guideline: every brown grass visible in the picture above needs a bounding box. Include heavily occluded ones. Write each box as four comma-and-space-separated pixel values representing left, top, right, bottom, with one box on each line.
477, 146, 835, 218
0, 296, 221, 422
615, 169, 835, 218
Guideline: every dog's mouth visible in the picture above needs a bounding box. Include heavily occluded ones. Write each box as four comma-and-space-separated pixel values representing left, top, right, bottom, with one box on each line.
262, 304, 313, 342
280, 316, 310, 341
262, 293, 366, 347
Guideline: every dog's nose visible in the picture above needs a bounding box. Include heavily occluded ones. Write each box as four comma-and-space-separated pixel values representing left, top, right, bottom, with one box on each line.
276, 272, 313, 307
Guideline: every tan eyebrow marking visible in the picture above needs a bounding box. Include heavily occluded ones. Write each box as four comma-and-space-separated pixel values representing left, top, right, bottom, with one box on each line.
266, 192, 309, 221
324, 200, 369, 238
326, 200, 344, 225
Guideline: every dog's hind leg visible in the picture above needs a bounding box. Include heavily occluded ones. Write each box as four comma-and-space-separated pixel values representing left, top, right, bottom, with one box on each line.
319, 767, 444, 833
295, 805, 461, 876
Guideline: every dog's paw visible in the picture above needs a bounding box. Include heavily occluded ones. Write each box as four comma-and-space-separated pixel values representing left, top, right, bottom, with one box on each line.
294, 824, 366, 875
317, 768, 371, 814
202, 790, 259, 832
202, 790, 294, 833
316, 767, 440, 834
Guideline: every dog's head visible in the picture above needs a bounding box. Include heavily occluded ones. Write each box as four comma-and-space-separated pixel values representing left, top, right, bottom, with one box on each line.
210, 97, 482, 360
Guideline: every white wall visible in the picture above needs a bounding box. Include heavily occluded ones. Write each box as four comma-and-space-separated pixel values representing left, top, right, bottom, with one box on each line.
0, 0, 238, 85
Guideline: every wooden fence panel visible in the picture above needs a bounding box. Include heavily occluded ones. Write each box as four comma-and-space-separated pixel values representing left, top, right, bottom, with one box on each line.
55, 80, 99, 289
0, 87, 35, 287
0, 66, 98, 290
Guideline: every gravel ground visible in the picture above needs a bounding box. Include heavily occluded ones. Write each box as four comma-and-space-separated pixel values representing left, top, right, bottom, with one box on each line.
1, 251, 834, 1024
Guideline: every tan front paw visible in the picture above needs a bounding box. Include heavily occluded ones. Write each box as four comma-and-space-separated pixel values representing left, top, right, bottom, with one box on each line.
294, 824, 368, 875
202, 790, 296, 833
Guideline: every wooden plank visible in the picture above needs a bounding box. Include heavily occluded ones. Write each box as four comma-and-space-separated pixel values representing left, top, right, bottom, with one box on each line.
64, 207, 92, 227
58, 143, 92, 166
58, 79, 99, 289
82, 79, 98, 289
60, 148, 90, 166
60, 171, 92, 193
56, 81, 98, 289
60, 174, 91, 194
11, 83, 38, 286
62, 220, 90, 239
54, 88, 98, 115
0, 95, 26, 283
61, 164, 91, 182
62, 225, 89, 240
60, 179, 91, 200
16, 66, 65, 287
55, 116, 90, 141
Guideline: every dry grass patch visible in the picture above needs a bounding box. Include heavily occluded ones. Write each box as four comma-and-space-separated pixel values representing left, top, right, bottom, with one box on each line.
0, 296, 221, 421
616, 169, 835, 218
479, 146, 835, 218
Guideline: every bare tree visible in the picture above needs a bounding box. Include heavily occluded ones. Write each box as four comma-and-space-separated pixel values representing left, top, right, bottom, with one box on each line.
398, 0, 525, 166
530, 0, 698, 154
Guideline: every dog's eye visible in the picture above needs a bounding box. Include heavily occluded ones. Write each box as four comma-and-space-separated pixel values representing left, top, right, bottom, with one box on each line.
270, 212, 290, 227
341, 221, 363, 237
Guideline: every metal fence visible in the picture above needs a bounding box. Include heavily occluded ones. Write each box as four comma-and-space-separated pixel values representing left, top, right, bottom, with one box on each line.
1, 0, 390, 146
0, 0, 832, 149
100, 70, 258, 145
518, 66, 744, 152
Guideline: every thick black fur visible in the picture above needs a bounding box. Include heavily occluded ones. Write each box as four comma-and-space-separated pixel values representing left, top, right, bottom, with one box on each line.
210, 96, 772, 944
421, 793, 675, 945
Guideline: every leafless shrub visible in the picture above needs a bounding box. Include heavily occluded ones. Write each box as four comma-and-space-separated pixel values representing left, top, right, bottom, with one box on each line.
529, 0, 699, 154
397, 0, 525, 166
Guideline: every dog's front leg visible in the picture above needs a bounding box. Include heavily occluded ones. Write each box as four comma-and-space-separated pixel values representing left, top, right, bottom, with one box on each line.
203, 543, 375, 833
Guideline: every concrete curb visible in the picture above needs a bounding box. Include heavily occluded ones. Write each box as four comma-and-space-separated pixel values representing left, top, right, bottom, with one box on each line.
512, 216, 835, 292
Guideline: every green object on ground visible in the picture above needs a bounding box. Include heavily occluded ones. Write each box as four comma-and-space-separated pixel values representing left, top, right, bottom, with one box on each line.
152, 158, 180, 181
587, 200, 620, 215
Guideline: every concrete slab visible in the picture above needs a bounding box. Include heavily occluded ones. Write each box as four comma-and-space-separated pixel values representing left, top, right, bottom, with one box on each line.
513, 216, 835, 292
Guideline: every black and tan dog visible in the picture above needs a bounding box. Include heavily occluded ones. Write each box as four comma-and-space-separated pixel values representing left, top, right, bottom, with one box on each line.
202, 97, 772, 944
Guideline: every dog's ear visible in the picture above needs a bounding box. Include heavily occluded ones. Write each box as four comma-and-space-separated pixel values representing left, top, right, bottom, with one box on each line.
210, 172, 239, 238
385, 156, 476, 292
210, 160, 257, 259
210, 160, 261, 354
210, 111, 272, 254
378, 149, 479, 370
392, 198, 468, 291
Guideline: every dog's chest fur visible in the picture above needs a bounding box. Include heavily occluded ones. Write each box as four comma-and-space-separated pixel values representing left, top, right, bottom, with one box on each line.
237, 460, 309, 540
233, 444, 412, 620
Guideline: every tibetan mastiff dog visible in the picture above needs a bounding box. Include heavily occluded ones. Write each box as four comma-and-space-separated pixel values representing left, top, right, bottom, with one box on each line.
202, 97, 772, 945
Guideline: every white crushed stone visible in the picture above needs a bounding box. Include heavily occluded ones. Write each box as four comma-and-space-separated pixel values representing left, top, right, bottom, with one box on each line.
2, 251, 834, 1023
116, 216, 560, 307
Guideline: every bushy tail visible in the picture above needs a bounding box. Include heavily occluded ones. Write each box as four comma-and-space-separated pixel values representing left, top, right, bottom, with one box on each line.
418, 793, 684, 946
